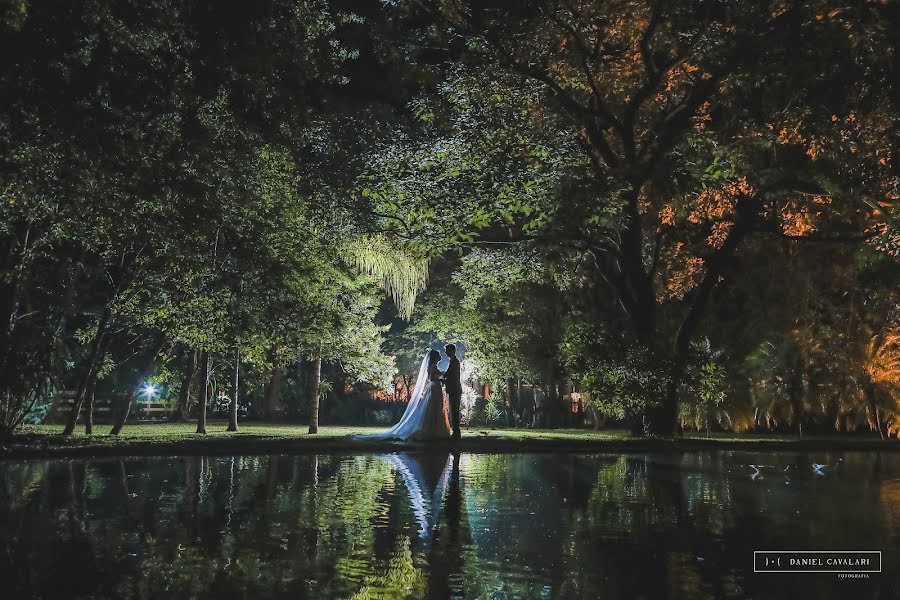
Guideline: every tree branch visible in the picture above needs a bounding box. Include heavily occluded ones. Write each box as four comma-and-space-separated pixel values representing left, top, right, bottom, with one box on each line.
665, 192, 770, 368
640, 5, 802, 173
621, 4, 664, 160
541, 1, 622, 133
586, 247, 640, 320
482, 30, 621, 167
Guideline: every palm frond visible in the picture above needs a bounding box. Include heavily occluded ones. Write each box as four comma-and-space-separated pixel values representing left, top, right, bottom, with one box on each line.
344, 236, 429, 320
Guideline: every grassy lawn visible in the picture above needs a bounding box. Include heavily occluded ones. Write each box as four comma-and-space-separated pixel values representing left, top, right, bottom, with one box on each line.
25, 422, 377, 443
18, 422, 892, 444
462, 427, 631, 442
4, 422, 894, 458
21, 422, 633, 445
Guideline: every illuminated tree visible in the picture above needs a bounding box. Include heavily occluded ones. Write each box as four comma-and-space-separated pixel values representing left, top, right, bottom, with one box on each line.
372, 0, 899, 433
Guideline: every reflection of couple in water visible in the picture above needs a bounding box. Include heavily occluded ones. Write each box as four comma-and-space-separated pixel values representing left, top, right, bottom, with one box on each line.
383, 451, 465, 597
365, 345, 462, 442
361, 345, 468, 592
384, 451, 458, 540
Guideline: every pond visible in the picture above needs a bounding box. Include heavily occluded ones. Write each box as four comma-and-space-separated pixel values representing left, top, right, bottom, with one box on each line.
1, 451, 897, 599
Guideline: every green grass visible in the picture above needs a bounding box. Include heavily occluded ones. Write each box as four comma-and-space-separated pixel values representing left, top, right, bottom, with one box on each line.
466, 429, 887, 444
6, 422, 894, 457
24, 422, 381, 444
20, 422, 889, 444
22, 422, 633, 443
461, 428, 631, 442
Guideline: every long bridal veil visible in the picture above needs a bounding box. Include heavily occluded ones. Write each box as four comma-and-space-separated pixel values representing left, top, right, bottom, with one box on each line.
382, 452, 453, 542
362, 353, 432, 440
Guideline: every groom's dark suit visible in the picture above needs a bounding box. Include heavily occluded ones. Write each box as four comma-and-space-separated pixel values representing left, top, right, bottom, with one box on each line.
446, 356, 462, 437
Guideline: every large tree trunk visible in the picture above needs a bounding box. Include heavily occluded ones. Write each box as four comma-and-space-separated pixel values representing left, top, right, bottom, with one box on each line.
652, 214, 752, 437
307, 358, 322, 434
531, 386, 544, 428
506, 378, 518, 427
545, 367, 560, 428
196, 352, 210, 434
62, 363, 101, 436
524, 385, 537, 427
110, 335, 165, 435
516, 378, 525, 427
658, 360, 683, 437
587, 407, 603, 430
171, 350, 198, 422
262, 365, 284, 421
557, 380, 568, 427
227, 347, 239, 432
0, 223, 31, 386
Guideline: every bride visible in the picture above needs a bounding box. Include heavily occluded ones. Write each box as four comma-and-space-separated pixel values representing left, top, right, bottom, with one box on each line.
364, 349, 452, 441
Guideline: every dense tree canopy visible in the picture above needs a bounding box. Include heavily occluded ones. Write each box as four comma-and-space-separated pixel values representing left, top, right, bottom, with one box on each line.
1, 0, 898, 438
372, 0, 899, 433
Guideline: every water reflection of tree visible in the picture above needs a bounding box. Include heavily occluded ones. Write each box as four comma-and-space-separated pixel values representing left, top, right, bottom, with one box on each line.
559, 452, 900, 599
458, 453, 578, 598
425, 451, 468, 599
0, 455, 463, 598
5, 452, 900, 599
0, 455, 406, 598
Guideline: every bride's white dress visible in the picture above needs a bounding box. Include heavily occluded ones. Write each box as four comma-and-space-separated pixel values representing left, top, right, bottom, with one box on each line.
382, 452, 453, 541
364, 354, 451, 441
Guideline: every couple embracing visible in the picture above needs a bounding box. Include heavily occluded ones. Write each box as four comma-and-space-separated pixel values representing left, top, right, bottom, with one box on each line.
367, 344, 462, 442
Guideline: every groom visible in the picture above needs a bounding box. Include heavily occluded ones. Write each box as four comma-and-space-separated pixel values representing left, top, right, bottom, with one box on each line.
444, 344, 462, 440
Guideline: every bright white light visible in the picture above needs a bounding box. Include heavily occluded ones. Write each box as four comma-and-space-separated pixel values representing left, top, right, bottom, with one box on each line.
459, 358, 479, 421
143, 384, 156, 397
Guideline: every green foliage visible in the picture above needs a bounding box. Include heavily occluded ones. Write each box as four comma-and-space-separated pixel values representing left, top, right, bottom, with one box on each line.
2, 0, 898, 437
0, 0, 405, 433
679, 347, 729, 433
412, 247, 553, 389
344, 236, 429, 320
562, 328, 664, 422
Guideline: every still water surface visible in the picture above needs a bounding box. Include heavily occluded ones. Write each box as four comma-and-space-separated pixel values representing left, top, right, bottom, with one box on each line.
1, 451, 898, 599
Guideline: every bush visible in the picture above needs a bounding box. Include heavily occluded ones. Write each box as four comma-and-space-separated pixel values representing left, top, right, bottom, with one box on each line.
370, 409, 394, 425
22, 392, 53, 425
467, 396, 506, 427
1, 384, 50, 438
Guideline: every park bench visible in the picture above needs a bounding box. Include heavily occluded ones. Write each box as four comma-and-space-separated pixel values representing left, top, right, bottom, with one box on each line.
47, 391, 173, 424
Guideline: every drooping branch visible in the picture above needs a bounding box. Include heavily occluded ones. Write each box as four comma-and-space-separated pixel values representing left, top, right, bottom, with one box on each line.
344, 235, 430, 320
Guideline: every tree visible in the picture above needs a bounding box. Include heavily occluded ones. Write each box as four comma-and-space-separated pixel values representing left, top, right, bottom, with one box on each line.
1, 0, 417, 436
307, 357, 323, 434
370, 0, 898, 434
413, 247, 559, 425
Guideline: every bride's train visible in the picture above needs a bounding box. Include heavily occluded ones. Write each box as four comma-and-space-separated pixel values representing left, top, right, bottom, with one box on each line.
360, 352, 452, 441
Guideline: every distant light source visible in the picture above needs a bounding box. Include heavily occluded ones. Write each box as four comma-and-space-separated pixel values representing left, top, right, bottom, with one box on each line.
459, 358, 479, 421
143, 384, 156, 398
